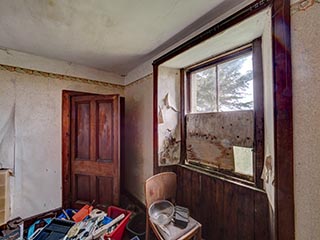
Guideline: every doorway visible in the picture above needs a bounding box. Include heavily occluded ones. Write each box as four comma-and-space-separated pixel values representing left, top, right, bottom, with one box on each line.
62, 90, 122, 211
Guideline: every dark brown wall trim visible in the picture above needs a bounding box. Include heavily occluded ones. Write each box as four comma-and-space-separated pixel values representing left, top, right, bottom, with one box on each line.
152, 66, 159, 174
252, 38, 264, 189
272, 0, 294, 239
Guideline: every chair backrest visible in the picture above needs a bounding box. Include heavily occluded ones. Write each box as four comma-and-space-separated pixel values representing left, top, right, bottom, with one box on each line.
145, 172, 177, 208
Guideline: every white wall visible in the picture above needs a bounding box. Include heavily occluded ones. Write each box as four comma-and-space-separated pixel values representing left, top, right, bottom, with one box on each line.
123, 75, 153, 203
0, 63, 123, 219
291, 2, 320, 239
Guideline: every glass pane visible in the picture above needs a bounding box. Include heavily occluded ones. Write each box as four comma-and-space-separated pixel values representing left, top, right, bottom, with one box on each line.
190, 67, 216, 112
233, 146, 253, 176
218, 53, 253, 111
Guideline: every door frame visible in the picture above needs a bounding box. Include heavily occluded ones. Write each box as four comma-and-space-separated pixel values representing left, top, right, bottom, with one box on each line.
62, 90, 124, 208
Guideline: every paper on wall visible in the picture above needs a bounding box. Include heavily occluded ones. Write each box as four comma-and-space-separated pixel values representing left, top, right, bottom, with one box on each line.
261, 146, 275, 211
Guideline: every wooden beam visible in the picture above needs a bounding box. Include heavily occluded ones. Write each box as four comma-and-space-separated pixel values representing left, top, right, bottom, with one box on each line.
272, 0, 295, 239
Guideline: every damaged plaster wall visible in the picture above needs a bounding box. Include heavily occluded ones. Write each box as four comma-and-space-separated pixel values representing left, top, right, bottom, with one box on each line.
124, 75, 153, 203
186, 111, 254, 171
291, 1, 320, 239
0, 66, 123, 219
261, 9, 275, 211
158, 67, 181, 166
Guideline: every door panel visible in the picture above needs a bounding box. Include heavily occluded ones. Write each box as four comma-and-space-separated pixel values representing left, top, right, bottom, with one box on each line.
97, 101, 113, 162
96, 176, 113, 205
70, 94, 120, 210
75, 101, 90, 160
75, 174, 91, 203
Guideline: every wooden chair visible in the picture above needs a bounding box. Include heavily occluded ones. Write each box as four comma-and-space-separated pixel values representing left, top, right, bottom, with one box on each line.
145, 172, 202, 240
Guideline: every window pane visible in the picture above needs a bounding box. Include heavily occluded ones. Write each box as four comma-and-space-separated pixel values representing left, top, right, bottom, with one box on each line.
190, 67, 216, 112
218, 53, 253, 111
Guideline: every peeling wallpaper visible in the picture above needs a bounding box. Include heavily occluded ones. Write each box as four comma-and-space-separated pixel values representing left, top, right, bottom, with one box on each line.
291, 2, 320, 239
124, 74, 153, 203
0, 67, 123, 219
158, 67, 181, 166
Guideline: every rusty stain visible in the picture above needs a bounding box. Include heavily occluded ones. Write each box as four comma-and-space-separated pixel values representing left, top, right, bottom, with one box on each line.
186, 111, 254, 171
48, 0, 55, 7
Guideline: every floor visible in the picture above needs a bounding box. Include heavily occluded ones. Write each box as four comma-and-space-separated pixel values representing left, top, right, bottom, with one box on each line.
120, 194, 157, 240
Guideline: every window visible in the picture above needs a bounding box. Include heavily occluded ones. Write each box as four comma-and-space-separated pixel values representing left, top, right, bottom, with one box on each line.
184, 43, 263, 184
188, 48, 253, 113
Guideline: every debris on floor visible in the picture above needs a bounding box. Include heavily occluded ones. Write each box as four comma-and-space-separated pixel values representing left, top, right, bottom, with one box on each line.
4, 205, 132, 240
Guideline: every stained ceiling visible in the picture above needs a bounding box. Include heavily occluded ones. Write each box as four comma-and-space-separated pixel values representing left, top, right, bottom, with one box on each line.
0, 0, 244, 75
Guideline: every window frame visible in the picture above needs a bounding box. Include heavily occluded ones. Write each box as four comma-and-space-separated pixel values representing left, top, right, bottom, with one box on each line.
186, 45, 253, 113
183, 39, 264, 187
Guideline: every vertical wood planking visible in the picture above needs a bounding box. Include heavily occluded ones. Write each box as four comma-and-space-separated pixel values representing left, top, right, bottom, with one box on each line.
176, 166, 183, 204
182, 168, 192, 211
176, 165, 270, 240
190, 171, 201, 221
223, 182, 238, 240
215, 178, 224, 239
201, 174, 216, 239
236, 186, 254, 240
254, 191, 270, 240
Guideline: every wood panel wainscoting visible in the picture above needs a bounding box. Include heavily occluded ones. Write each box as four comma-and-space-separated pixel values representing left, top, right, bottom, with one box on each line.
176, 165, 270, 240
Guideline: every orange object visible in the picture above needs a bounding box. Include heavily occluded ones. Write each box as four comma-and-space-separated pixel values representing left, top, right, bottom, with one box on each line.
72, 205, 93, 222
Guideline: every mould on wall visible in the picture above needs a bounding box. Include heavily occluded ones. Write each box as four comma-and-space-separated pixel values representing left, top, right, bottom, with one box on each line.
186, 111, 253, 171
158, 67, 181, 166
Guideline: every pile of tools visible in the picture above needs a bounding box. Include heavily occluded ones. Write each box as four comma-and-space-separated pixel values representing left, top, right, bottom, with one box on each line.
27, 205, 129, 240
63, 209, 125, 240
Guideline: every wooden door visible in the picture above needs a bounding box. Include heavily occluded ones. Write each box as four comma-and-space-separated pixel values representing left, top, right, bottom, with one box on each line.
70, 94, 120, 210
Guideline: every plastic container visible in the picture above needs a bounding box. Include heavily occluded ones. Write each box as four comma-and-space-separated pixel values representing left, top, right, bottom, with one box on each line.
126, 212, 146, 240
32, 218, 75, 240
104, 206, 132, 240
148, 200, 174, 226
